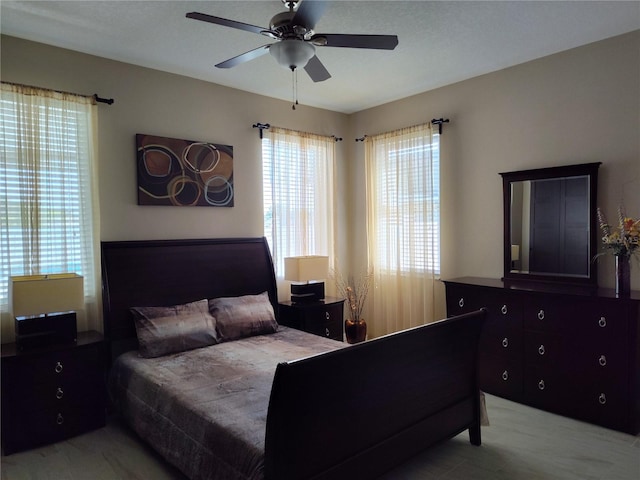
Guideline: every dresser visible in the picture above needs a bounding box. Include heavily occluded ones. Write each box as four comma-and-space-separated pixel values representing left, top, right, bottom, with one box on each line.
1, 331, 106, 454
443, 277, 640, 434
278, 297, 345, 341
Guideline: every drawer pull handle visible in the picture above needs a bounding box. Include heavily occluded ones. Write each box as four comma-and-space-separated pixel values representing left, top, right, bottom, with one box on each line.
538, 310, 545, 320
502, 337, 509, 348
599, 355, 607, 367
56, 413, 64, 425
502, 370, 509, 381
458, 298, 464, 308
501, 304, 508, 315
56, 387, 64, 400
55, 362, 63, 374
598, 393, 607, 405
598, 317, 607, 328
325, 327, 330, 337
325, 312, 330, 320
538, 380, 545, 391
538, 345, 546, 356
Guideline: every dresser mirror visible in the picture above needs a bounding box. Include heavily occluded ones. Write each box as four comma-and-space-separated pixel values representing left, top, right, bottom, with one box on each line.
501, 162, 601, 286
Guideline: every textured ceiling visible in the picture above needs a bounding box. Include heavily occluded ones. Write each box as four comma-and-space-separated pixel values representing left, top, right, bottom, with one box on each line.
2, 1, 639, 113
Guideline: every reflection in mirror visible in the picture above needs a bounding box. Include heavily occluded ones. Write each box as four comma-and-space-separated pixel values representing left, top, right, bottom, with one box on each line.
510, 176, 590, 276
501, 162, 600, 286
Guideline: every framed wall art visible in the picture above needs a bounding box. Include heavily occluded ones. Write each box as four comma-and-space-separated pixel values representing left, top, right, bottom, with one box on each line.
136, 133, 234, 207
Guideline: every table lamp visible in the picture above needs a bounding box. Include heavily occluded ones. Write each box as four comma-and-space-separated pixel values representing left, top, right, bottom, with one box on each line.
10, 273, 83, 349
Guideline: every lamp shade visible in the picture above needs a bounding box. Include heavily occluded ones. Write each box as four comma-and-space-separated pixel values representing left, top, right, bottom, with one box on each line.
269, 39, 315, 70
10, 273, 84, 317
284, 256, 328, 283
511, 245, 520, 262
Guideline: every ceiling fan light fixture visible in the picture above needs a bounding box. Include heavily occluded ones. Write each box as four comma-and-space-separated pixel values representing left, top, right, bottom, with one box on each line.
269, 39, 315, 70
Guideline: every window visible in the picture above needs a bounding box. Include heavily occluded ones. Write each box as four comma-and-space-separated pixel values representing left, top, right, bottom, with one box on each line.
367, 124, 440, 274
262, 127, 335, 276
365, 123, 440, 336
0, 83, 99, 315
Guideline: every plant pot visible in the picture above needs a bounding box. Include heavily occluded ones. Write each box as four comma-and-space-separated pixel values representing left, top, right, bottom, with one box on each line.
345, 318, 367, 344
615, 254, 631, 297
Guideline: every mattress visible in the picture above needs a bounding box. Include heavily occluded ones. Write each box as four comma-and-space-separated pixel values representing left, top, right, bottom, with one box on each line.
108, 326, 345, 480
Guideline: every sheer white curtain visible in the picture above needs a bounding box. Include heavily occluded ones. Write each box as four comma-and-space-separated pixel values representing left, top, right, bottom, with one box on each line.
262, 126, 336, 278
365, 123, 440, 337
0, 82, 101, 339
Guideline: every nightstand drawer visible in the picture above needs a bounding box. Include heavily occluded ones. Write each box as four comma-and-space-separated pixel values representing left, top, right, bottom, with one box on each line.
305, 319, 343, 340
4, 403, 105, 454
10, 374, 104, 414
8, 345, 102, 394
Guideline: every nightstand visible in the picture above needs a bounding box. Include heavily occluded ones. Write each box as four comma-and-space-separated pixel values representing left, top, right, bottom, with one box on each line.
1, 330, 106, 455
278, 297, 345, 341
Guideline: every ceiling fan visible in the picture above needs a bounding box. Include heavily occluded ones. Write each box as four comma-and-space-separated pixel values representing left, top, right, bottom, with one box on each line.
186, 0, 399, 82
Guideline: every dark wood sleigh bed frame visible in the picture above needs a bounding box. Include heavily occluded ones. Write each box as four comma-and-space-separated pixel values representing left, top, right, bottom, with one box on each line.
101, 237, 487, 480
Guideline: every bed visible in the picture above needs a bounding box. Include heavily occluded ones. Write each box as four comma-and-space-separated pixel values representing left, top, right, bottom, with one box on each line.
102, 237, 487, 480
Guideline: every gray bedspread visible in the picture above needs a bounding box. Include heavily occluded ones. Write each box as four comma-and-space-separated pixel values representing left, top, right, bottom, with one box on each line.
109, 326, 345, 480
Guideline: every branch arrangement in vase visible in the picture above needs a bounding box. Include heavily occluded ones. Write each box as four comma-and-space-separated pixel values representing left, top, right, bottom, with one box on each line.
331, 267, 372, 323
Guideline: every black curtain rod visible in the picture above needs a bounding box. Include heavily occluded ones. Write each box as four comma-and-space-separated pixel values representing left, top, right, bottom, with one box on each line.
355, 118, 450, 141
1, 81, 114, 106
93, 94, 114, 105
252, 123, 342, 141
431, 118, 450, 134
252, 123, 271, 139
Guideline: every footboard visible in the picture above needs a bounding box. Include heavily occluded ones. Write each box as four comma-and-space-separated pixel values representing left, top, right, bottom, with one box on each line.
264, 309, 486, 480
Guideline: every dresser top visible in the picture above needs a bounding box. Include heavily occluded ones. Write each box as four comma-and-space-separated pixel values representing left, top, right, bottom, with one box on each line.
442, 277, 640, 301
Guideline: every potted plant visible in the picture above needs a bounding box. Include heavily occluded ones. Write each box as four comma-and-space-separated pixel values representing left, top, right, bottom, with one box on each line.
332, 267, 372, 343
596, 205, 639, 296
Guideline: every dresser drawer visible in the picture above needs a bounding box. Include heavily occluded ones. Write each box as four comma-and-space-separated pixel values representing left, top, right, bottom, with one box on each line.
523, 366, 572, 413
480, 328, 522, 359
478, 354, 523, 400
524, 295, 565, 334
524, 331, 565, 367
565, 299, 628, 344
570, 382, 629, 431
565, 343, 628, 383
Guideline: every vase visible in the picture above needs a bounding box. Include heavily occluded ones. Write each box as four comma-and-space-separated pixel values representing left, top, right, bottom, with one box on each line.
345, 318, 367, 344
615, 254, 631, 297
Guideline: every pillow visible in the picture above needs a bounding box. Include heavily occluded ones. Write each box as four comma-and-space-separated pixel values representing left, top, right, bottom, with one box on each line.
208, 291, 278, 342
131, 299, 219, 358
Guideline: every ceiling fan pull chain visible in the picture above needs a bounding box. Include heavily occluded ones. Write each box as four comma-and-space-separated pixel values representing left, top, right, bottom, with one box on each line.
291, 67, 299, 110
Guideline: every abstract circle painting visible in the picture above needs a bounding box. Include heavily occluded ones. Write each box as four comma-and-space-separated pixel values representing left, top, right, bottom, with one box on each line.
136, 133, 234, 207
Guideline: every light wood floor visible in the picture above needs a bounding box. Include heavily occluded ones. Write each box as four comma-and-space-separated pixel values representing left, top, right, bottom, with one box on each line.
1, 394, 638, 480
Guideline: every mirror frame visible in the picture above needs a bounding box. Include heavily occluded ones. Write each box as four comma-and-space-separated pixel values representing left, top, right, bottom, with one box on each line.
501, 162, 601, 286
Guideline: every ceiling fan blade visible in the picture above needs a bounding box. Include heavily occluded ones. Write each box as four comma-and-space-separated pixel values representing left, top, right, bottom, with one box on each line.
312, 33, 399, 50
292, 1, 328, 29
215, 45, 271, 69
186, 12, 271, 36
304, 55, 331, 82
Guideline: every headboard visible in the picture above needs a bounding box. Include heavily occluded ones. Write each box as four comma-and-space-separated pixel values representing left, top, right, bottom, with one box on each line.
101, 237, 278, 361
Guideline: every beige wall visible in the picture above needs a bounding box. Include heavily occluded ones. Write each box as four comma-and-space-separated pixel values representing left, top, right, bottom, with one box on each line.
1, 30, 639, 337
348, 30, 640, 306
